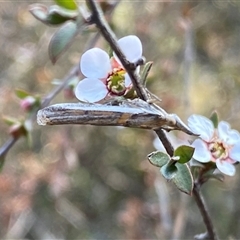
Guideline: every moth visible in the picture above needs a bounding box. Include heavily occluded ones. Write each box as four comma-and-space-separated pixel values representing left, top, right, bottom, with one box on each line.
37, 98, 194, 135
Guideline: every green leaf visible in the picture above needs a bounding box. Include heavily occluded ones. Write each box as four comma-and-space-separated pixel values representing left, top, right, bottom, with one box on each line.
210, 110, 218, 128
174, 145, 195, 164
47, 5, 78, 25
2, 116, 19, 126
160, 163, 178, 180
172, 163, 193, 195
147, 151, 170, 167
29, 4, 78, 26
140, 61, 153, 86
54, 0, 78, 10
15, 89, 31, 99
49, 21, 78, 64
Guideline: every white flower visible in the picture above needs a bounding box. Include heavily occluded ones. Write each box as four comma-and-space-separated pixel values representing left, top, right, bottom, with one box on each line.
75, 35, 142, 103
188, 114, 240, 176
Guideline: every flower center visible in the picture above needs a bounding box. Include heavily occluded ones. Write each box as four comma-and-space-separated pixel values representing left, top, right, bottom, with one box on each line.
107, 68, 126, 95
209, 139, 228, 160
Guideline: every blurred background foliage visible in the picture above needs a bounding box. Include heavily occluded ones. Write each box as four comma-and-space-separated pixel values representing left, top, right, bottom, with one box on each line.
1, 0, 240, 239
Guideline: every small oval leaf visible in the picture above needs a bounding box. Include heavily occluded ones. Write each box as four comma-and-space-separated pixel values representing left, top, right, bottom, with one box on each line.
3, 116, 19, 126
46, 6, 78, 25
174, 145, 195, 164
54, 0, 78, 10
29, 4, 48, 22
49, 21, 78, 64
147, 151, 170, 167
172, 163, 193, 195
15, 89, 31, 99
160, 164, 178, 180
29, 4, 78, 26
210, 110, 218, 128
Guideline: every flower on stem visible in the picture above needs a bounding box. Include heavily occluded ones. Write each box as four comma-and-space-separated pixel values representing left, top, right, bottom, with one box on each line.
75, 35, 142, 103
20, 96, 37, 112
188, 114, 240, 176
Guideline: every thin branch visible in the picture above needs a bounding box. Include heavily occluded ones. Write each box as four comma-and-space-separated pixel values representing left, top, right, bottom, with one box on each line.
193, 183, 219, 240
86, 2, 220, 239
86, 0, 174, 156
0, 137, 18, 166
0, 1, 121, 164
0, 65, 78, 161
87, 0, 148, 101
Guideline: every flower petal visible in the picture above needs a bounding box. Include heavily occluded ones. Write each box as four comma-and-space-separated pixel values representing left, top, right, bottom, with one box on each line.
229, 142, 240, 162
114, 35, 142, 63
80, 48, 111, 79
218, 121, 240, 145
188, 115, 214, 142
216, 159, 236, 176
75, 78, 108, 103
192, 139, 211, 163
124, 73, 132, 87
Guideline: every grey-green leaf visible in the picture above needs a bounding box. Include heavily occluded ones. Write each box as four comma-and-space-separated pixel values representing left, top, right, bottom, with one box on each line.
29, 4, 48, 23
46, 6, 78, 25
147, 151, 170, 167
172, 163, 193, 195
49, 21, 78, 64
160, 164, 178, 180
174, 145, 195, 164
29, 4, 78, 26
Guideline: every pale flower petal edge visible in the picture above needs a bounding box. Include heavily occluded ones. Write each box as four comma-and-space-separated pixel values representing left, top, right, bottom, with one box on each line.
216, 159, 236, 176
80, 48, 111, 79
229, 142, 240, 162
192, 139, 211, 163
188, 114, 214, 142
114, 35, 142, 64
75, 78, 108, 103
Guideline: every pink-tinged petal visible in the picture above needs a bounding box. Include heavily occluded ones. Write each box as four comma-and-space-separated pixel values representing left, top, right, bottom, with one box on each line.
124, 73, 132, 87
192, 139, 211, 163
218, 121, 240, 144
216, 159, 235, 176
80, 48, 111, 79
188, 115, 214, 142
114, 35, 142, 63
229, 142, 240, 162
75, 78, 108, 103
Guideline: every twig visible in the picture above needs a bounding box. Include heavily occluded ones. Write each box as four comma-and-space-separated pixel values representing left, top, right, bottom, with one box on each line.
86, 0, 174, 156
87, 2, 220, 239
0, 137, 18, 166
193, 183, 219, 240
87, 0, 148, 101
0, 28, 103, 162
0, 65, 78, 161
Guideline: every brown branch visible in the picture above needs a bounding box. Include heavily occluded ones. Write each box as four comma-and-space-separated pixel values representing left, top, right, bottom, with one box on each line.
86, 2, 220, 239
193, 183, 219, 240
0, 64, 79, 162
86, 0, 174, 156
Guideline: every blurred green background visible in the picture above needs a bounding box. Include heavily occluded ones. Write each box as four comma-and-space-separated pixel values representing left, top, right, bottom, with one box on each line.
1, 0, 240, 239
